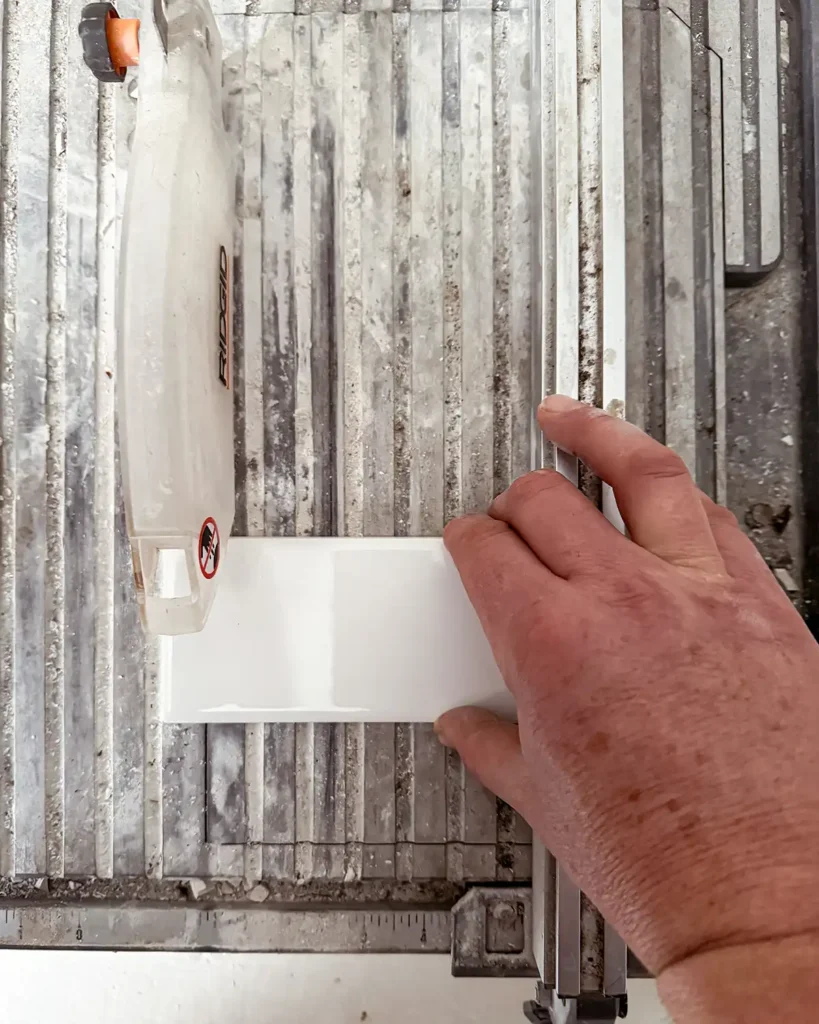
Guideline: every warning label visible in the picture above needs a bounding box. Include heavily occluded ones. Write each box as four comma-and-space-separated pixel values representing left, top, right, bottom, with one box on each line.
198, 517, 220, 580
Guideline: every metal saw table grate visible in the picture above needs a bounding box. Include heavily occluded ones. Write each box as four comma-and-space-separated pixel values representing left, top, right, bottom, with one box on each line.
0, 0, 813, 980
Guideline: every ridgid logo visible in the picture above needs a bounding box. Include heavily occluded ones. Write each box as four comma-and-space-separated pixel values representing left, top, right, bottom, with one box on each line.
219, 245, 230, 388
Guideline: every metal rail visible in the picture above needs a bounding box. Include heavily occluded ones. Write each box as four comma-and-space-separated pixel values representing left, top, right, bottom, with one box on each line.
153, 0, 168, 52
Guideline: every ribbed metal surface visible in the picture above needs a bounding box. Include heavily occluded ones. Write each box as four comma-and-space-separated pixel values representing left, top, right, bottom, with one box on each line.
710, 0, 782, 275
0, 0, 125, 881
1, 0, 536, 890
215, 2, 534, 884
659, 0, 782, 278
625, 0, 727, 496
0, 0, 804, 958
171, 1, 535, 886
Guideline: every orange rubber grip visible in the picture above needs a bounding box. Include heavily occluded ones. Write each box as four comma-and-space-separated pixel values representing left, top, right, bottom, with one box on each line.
107, 15, 140, 72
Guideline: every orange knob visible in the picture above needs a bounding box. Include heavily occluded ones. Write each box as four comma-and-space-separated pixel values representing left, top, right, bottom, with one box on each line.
106, 15, 140, 73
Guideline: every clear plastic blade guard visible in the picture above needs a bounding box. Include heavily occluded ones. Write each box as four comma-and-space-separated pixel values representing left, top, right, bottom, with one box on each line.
119, 0, 235, 635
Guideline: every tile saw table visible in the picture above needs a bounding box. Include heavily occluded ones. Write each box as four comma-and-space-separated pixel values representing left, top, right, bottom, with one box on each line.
1, 0, 818, 1019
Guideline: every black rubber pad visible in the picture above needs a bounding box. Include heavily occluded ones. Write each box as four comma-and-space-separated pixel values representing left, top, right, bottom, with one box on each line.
79, 2, 126, 85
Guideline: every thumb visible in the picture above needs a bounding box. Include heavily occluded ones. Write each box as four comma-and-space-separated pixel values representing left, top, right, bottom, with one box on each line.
435, 707, 531, 815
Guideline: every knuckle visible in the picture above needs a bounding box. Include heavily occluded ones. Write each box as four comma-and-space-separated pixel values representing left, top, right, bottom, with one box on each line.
470, 529, 509, 565
565, 403, 607, 432
573, 403, 622, 440
601, 570, 661, 614
691, 583, 743, 627
709, 502, 739, 529
444, 514, 499, 546
626, 444, 690, 484
504, 469, 569, 509
465, 718, 500, 749
445, 517, 514, 570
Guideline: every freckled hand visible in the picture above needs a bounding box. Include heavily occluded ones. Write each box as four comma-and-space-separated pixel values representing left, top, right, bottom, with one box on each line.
434, 396, 819, 1021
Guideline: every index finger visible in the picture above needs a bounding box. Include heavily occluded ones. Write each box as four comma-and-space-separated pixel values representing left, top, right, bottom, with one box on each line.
537, 396, 723, 575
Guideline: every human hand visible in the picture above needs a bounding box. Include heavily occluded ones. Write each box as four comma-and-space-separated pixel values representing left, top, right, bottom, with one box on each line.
435, 396, 819, 1013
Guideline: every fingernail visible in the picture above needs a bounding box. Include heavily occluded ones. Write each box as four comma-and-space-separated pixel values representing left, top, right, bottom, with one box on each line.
539, 394, 583, 414
488, 487, 509, 516
433, 716, 453, 748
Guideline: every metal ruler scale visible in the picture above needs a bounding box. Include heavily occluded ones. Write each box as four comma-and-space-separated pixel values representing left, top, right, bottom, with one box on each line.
0, 904, 452, 952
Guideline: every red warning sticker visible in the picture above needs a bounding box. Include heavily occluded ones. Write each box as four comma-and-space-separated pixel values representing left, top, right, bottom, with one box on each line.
198, 517, 220, 580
